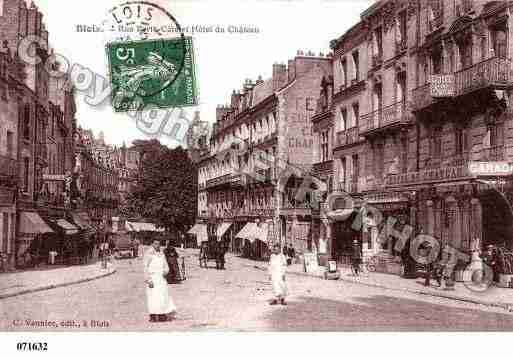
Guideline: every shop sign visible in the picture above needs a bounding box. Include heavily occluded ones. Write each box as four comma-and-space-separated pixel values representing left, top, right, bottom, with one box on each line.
430, 74, 455, 97
468, 161, 513, 177
386, 165, 471, 187
43, 174, 67, 181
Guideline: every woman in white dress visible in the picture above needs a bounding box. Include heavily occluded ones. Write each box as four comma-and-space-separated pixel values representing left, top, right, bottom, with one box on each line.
268, 243, 288, 305
144, 240, 177, 322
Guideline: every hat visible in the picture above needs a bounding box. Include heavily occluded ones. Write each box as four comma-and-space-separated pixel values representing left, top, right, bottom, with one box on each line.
353, 239, 358, 243
487, 244, 494, 249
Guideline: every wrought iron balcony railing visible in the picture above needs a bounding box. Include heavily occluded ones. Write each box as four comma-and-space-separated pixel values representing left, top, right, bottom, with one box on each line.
360, 101, 410, 134
412, 57, 512, 111
335, 127, 360, 148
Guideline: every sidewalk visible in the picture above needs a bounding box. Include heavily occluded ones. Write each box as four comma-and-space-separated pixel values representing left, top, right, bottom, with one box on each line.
243, 258, 513, 311
0, 261, 116, 300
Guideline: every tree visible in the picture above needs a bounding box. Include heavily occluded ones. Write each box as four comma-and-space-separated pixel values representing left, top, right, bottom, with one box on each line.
126, 140, 197, 234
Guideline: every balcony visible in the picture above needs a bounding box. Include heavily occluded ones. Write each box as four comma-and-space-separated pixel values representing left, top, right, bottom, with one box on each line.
335, 127, 361, 148
312, 160, 333, 176
0, 154, 17, 179
359, 101, 411, 135
412, 57, 512, 112
337, 181, 346, 192
206, 173, 232, 189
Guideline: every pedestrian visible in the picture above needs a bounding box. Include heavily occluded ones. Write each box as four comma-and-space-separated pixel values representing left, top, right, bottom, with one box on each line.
481, 244, 498, 282
287, 245, 295, 266
216, 241, 226, 270
351, 239, 362, 276
268, 243, 287, 305
164, 243, 181, 283
144, 240, 177, 322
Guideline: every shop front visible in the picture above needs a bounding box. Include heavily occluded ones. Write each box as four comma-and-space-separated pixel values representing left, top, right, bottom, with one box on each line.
16, 211, 54, 268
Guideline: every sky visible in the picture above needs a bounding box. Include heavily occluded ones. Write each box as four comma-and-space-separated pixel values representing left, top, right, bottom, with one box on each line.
33, 0, 373, 147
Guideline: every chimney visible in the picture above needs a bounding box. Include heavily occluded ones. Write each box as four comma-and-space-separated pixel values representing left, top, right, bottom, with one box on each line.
230, 89, 241, 109
216, 105, 230, 123
288, 59, 296, 82
272, 63, 287, 91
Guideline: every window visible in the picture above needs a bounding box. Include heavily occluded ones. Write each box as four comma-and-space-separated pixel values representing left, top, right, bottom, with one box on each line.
352, 154, 359, 182
431, 51, 443, 74
431, 127, 443, 159
455, 127, 467, 156
351, 103, 359, 128
320, 130, 329, 162
6, 131, 13, 157
399, 10, 407, 44
491, 25, 507, 59
341, 108, 347, 131
458, 40, 472, 69
341, 58, 348, 87
23, 157, 30, 193
375, 26, 383, 58
23, 104, 30, 140
340, 157, 347, 187
352, 50, 359, 82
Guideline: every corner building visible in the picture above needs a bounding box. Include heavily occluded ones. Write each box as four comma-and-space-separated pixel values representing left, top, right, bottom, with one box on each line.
312, 0, 513, 274
196, 53, 331, 258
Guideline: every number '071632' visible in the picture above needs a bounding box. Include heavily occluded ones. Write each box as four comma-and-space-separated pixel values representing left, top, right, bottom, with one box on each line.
16, 342, 48, 351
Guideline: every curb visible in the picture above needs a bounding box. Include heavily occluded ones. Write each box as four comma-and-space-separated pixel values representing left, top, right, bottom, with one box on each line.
336, 276, 513, 312
244, 262, 513, 311
0, 266, 117, 300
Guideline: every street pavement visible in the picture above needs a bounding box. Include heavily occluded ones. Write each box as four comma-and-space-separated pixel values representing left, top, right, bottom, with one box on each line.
2, 248, 513, 331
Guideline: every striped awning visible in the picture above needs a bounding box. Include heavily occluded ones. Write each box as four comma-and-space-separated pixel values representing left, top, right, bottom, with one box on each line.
19, 212, 54, 234
235, 222, 255, 239
216, 222, 232, 239
126, 222, 159, 232
188, 223, 208, 245
247, 223, 268, 243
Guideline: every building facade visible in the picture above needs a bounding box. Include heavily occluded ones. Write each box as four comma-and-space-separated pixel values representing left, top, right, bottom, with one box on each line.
310, 0, 513, 274
0, 43, 23, 269
196, 53, 331, 258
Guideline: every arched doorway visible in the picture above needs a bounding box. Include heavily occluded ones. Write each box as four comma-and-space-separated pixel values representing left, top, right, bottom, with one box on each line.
480, 188, 513, 250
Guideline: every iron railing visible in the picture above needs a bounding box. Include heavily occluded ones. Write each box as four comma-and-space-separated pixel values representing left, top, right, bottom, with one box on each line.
360, 101, 410, 133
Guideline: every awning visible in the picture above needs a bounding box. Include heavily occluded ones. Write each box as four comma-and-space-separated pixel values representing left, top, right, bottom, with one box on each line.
216, 222, 232, 239
71, 212, 93, 230
247, 223, 268, 243
235, 222, 255, 239
19, 212, 54, 234
55, 219, 79, 235
187, 223, 208, 245
126, 222, 160, 232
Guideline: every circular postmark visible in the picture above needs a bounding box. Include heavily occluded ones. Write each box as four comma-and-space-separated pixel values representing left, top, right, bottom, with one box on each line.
102, 1, 189, 111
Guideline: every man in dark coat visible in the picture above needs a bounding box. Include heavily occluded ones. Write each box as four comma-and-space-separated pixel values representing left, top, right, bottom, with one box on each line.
164, 243, 181, 283
351, 239, 362, 276
216, 241, 227, 270
287, 245, 295, 266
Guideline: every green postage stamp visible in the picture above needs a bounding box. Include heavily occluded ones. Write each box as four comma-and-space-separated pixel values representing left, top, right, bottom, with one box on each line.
107, 36, 198, 112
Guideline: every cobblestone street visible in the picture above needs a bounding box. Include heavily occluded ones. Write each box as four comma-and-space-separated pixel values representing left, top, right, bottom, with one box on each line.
1, 248, 513, 331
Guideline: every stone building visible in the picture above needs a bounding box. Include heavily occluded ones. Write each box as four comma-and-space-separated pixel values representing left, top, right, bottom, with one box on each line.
0, 42, 23, 269
195, 53, 331, 258
72, 128, 121, 231
311, 0, 513, 274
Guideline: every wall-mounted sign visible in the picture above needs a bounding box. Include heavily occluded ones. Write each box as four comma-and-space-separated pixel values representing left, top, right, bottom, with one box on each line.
430, 74, 455, 97
386, 165, 471, 187
468, 161, 513, 177
43, 174, 67, 181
